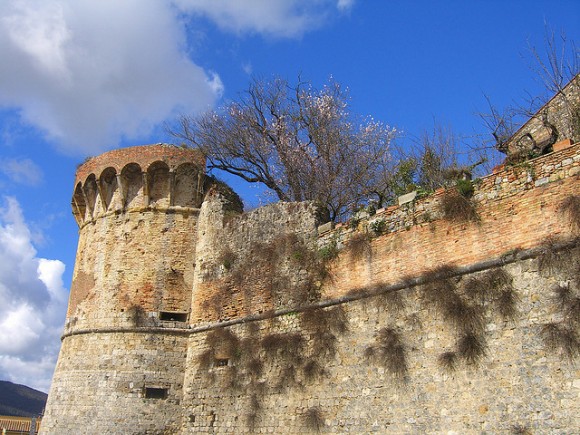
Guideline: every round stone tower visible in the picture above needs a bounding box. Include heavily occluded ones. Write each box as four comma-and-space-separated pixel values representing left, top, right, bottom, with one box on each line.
42, 144, 206, 434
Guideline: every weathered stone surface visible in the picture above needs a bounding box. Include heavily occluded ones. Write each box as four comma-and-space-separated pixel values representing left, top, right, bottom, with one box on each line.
42, 143, 580, 434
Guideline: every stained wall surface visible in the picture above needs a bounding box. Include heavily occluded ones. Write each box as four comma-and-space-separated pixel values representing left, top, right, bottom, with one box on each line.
181, 253, 579, 434
180, 143, 579, 433
42, 145, 204, 434
42, 142, 580, 434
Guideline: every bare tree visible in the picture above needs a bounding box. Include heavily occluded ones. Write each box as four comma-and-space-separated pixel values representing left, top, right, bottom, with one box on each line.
480, 26, 579, 156
172, 77, 397, 221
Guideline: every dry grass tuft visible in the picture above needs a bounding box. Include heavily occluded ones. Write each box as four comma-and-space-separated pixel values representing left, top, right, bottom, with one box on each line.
219, 249, 237, 271
375, 289, 406, 313
496, 289, 519, 320
366, 327, 408, 382
443, 300, 485, 333
540, 322, 579, 359
440, 190, 479, 223
347, 232, 372, 259
422, 278, 458, 312
303, 360, 327, 381
537, 239, 561, 274
551, 284, 580, 325
511, 424, 532, 435
462, 269, 518, 320
261, 333, 304, 355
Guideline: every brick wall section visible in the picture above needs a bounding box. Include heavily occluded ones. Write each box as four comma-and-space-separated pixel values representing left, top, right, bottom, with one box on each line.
194, 143, 579, 319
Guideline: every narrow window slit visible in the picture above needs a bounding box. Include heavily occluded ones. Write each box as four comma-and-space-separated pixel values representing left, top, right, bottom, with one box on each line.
159, 311, 188, 322
144, 387, 168, 399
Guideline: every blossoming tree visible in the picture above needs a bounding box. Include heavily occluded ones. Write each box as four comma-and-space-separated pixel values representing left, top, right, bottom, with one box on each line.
173, 77, 397, 221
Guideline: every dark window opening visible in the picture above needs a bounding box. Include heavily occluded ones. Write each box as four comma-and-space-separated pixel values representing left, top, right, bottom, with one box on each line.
159, 311, 188, 322
215, 358, 229, 367
145, 387, 168, 399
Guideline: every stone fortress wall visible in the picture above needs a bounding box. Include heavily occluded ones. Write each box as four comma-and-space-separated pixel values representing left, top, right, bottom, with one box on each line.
41, 139, 580, 434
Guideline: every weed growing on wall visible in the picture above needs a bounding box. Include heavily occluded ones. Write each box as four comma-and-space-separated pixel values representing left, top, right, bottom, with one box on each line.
218, 249, 236, 270
369, 218, 387, 236
511, 424, 533, 435
540, 283, 580, 360
541, 322, 579, 359
437, 351, 458, 372
346, 232, 372, 260
374, 287, 406, 314
417, 266, 517, 368
535, 237, 580, 360
440, 190, 479, 223
439, 180, 479, 223
456, 332, 487, 365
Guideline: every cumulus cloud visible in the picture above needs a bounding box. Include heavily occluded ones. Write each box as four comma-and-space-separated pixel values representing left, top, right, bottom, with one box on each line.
0, 197, 67, 392
0, 158, 43, 186
0, 0, 222, 155
0, 0, 352, 155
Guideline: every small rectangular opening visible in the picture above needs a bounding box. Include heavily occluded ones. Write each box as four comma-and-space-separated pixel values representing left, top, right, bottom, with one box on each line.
215, 358, 229, 367
144, 387, 168, 399
159, 311, 188, 322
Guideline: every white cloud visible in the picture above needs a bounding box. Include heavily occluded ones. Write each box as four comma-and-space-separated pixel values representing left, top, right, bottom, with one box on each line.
0, 0, 349, 155
0, 197, 67, 392
242, 62, 253, 75
0, 0, 221, 155
337, 0, 355, 12
0, 158, 43, 186
173, 0, 354, 37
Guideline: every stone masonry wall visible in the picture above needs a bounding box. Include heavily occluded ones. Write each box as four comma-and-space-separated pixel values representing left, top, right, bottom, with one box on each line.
179, 143, 579, 434
504, 74, 580, 155
42, 332, 188, 434
180, 251, 579, 433
43, 143, 579, 434
190, 193, 320, 324
42, 145, 205, 435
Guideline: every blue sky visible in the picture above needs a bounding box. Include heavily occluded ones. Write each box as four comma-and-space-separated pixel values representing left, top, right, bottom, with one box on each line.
0, 0, 578, 392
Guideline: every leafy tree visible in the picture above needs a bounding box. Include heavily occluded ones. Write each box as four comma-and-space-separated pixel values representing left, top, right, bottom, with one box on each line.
173, 77, 397, 221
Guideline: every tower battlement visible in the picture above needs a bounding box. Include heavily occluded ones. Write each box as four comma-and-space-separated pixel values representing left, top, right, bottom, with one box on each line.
72, 144, 205, 226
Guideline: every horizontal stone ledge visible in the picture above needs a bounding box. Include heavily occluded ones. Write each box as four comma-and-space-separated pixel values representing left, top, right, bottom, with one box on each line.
61, 326, 192, 340
77, 206, 201, 228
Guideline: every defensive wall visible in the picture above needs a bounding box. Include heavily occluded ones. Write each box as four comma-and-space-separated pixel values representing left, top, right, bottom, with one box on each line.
42, 141, 580, 434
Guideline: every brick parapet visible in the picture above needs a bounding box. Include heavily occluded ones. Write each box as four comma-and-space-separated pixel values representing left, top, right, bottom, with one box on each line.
317, 143, 579, 298
320, 142, 579, 247
74, 143, 204, 185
